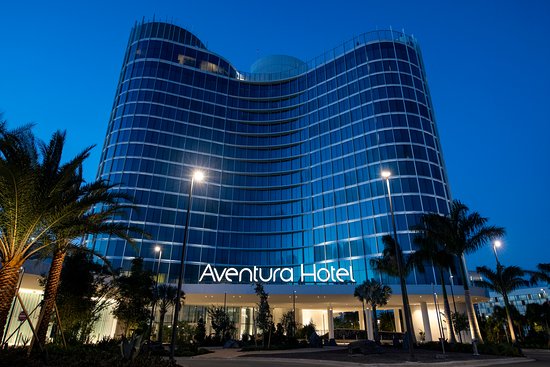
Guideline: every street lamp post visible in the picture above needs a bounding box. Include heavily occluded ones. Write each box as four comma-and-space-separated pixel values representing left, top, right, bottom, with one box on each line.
381, 170, 415, 359
154, 246, 162, 284
148, 246, 162, 342
493, 240, 502, 266
292, 290, 296, 337
170, 170, 204, 360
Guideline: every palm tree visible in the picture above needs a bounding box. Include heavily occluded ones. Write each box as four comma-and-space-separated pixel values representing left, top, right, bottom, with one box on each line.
370, 235, 414, 279
412, 215, 458, 343
33, 177, 138, 347
354, 282, 370, 336
423, 200, 504, 343
475, 265, 529, 344
0, 124, 90, 334
529, 263, 550, 285
370, 235, 417, 345
354, 279, 392, 343
154, 284, 180, 343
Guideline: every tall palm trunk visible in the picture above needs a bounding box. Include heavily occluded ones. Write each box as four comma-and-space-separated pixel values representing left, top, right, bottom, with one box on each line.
502, 293, 517, 343
372, 305, 380, 343
438, 267, 457, 343
459, 256, 483, 343
34, 248, 67, 347
362, 300, 368, 338
0, 263, 22, 337
158, 308, 167, 343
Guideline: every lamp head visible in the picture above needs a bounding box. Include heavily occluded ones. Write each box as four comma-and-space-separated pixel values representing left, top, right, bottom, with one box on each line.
193, 170, 205, 182
154, 245, 161, 252
381, 170, 391, 179
494, 240, 502, 248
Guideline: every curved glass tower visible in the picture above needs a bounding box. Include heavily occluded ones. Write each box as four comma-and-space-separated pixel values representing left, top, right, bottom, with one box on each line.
93, 21, 454, 291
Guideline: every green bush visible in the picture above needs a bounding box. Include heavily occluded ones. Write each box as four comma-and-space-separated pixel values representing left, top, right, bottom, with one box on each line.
0, 344, 177, 367
415, 341, 523, 357
521, 332, 549, 349
477, 343, 523, 357
296, 322, 316, 339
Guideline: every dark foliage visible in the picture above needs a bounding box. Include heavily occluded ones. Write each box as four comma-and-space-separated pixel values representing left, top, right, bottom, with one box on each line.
0, 344, 178, 367
415, 341, 523, 357
55, 249, 114, 344
254, 283, 273, 345
112, 258, 155, 336
194, 317, 206, 344
207, 306, 235, 343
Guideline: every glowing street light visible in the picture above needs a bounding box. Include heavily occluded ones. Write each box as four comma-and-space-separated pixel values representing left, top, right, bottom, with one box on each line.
170, 170, 205, 360
381, 170, 415, 359
493, 240, 502, 266
193, 170, 205, 183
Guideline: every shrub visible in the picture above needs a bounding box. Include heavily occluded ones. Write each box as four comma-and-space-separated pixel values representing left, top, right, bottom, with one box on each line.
478, 343, 523, 357
0, 344, 177, 367
296, 321, 316, 339
416, 341, 523, 357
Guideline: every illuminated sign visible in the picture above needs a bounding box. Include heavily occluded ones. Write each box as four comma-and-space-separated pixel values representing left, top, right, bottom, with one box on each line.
199, 264, 355, 283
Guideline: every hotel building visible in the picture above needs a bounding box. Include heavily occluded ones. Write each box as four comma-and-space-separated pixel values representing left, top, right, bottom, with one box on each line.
88, 21, 486, 341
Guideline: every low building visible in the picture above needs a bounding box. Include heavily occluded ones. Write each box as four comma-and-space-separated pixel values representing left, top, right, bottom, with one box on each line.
477, 286, 549, 317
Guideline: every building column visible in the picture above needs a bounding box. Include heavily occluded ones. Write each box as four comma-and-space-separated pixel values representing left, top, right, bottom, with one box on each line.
358, 307, 366, 336
366, 308, 374, 340
420, 302, 433, 342
295, 308, 303, 326
327, 307, 334, 339
393, 308, 402, 332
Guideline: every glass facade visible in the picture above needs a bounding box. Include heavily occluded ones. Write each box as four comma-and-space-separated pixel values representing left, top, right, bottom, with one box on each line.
477, 287, 549, 316
92, 21, 454, 287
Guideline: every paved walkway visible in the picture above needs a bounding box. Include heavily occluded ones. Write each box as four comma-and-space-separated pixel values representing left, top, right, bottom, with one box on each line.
176, 346, 535, 367
190, 346, 345, 359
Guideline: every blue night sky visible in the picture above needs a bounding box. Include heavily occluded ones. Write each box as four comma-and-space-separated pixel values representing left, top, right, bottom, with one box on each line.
1, 0, 548, 271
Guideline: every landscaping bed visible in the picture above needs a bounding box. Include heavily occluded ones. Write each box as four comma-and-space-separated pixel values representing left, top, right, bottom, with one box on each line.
241, 344, 521, 364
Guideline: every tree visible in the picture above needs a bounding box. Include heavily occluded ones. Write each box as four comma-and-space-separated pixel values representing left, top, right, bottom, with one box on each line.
379, 311, 395, 331
154, 284, 181, 343
452, 312, 469, 343
254, 283, 273, 346
0, 123, 95, 335
354, 279, 392, 343
475, 265, 529, 343
370, 235, 414, 279
420, 200, 505, 343
369, 235, 416, 345
480, 305, 509, 343
112, 258, 155, 335
529, 263, 550, 285
280, 310, 296, 336
34, 159, 140, 346
195, 317, 206, 344
525, 301, 549, 347
208, 306, 235, 342
53, 249, 115, 343
412, 215, 459, 343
